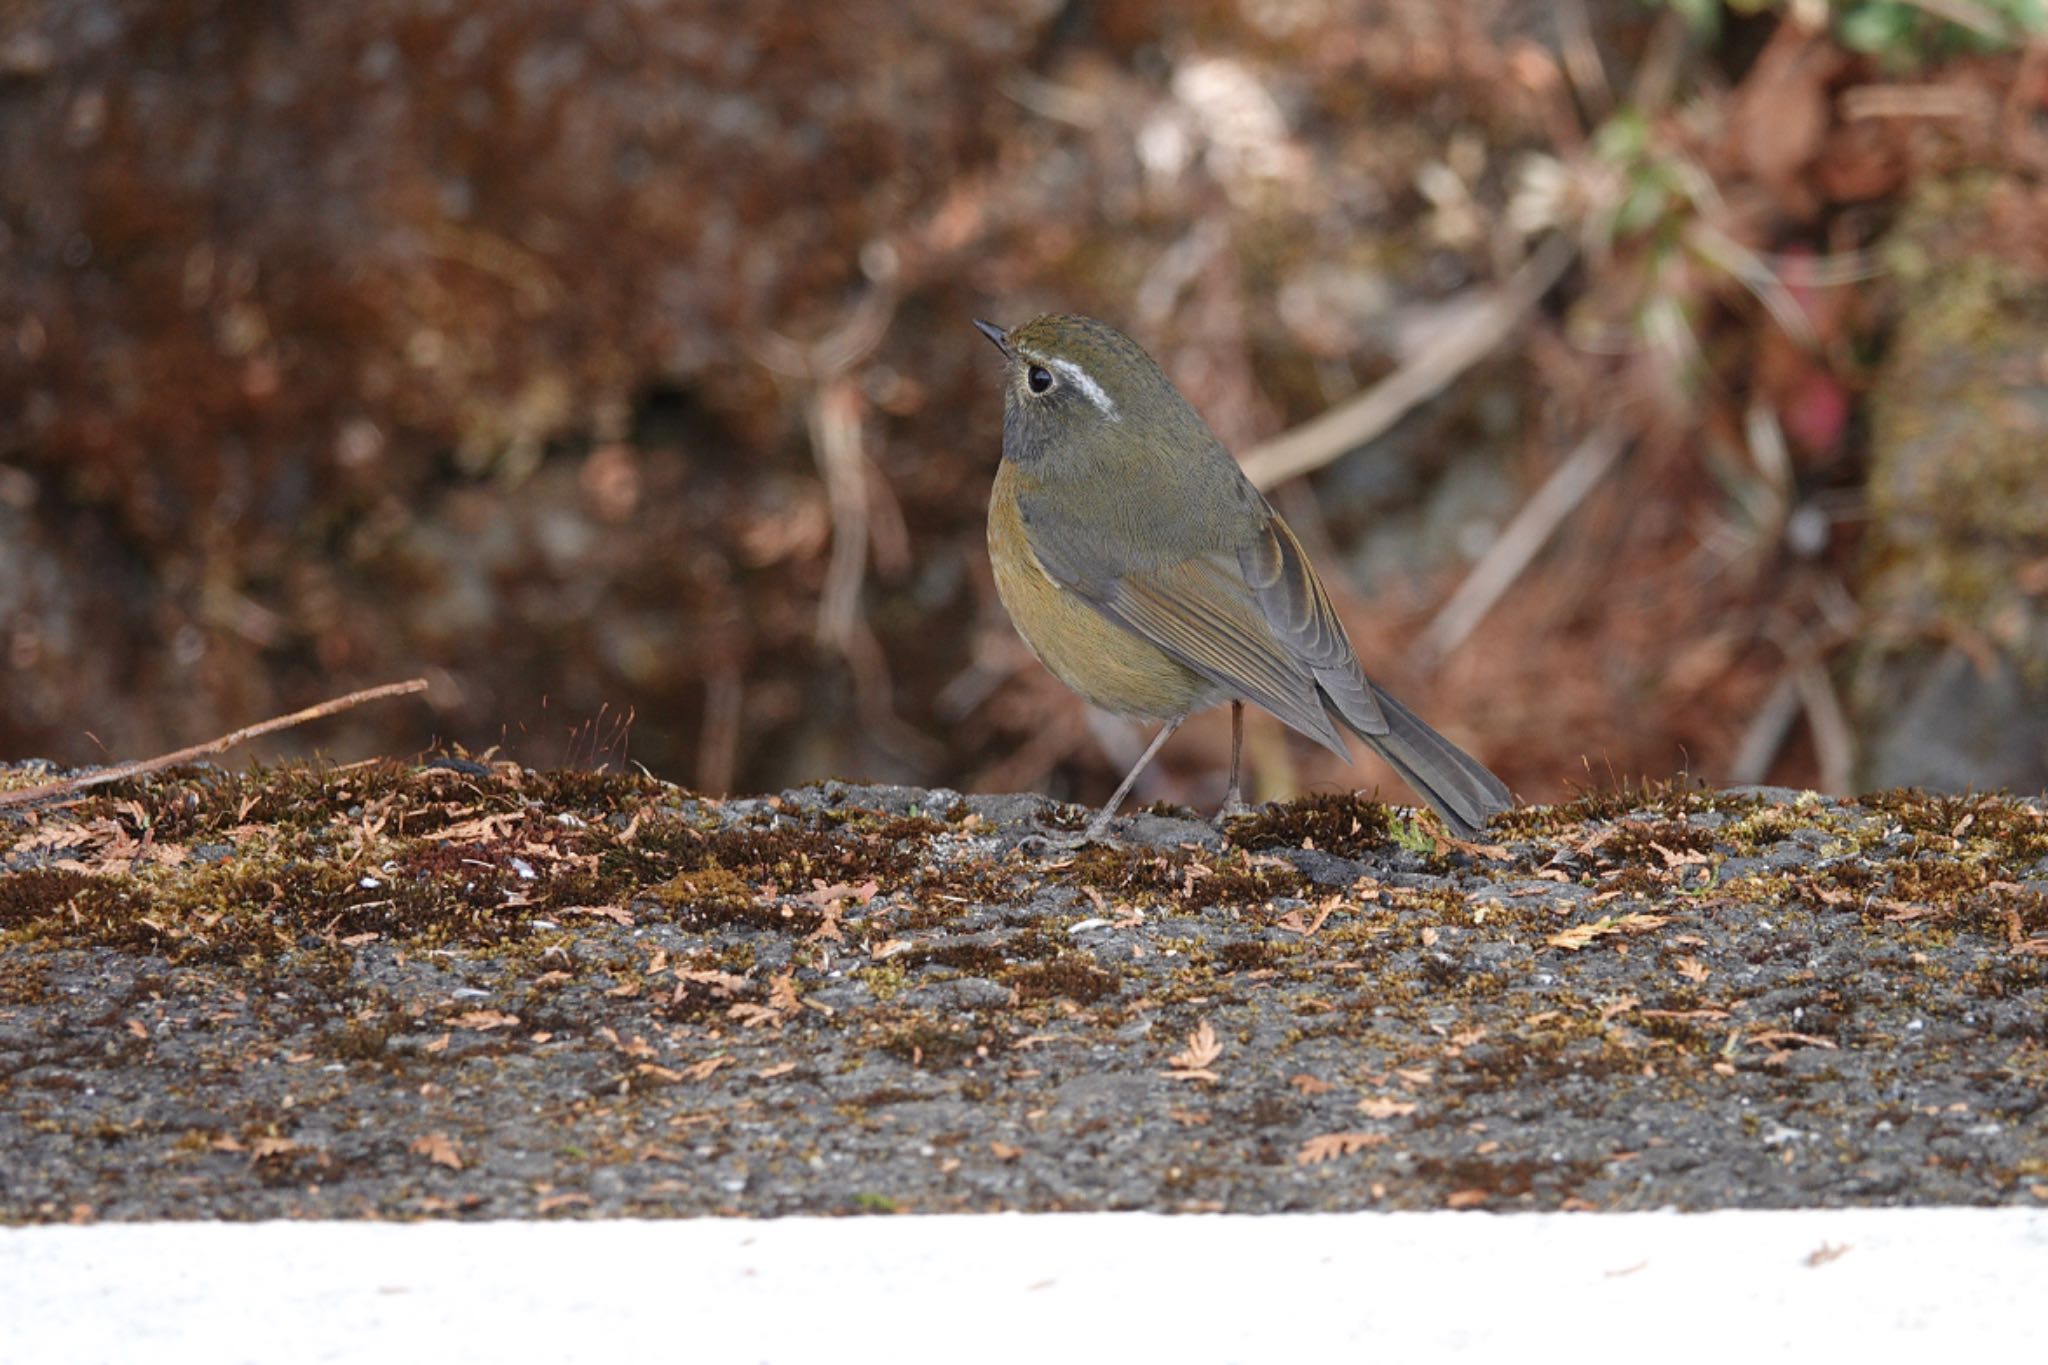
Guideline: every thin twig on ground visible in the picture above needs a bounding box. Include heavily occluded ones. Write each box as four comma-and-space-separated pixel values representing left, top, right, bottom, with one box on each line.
0, 679, 431, 808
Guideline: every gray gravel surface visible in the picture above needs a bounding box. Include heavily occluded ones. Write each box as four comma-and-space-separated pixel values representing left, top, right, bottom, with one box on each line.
1, 762, 2044, 1221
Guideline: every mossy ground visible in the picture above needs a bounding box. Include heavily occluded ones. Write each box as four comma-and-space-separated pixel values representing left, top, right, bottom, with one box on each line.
2, 761, 2044, 1223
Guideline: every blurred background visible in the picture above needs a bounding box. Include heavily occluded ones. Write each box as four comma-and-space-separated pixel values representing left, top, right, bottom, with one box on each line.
3, 0, 2046, 809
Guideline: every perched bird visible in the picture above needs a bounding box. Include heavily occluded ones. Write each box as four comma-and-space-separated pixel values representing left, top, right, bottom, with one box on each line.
975, 313, 1512, 842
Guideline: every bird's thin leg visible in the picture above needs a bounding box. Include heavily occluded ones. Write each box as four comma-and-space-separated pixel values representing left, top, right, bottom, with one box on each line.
1217, 700, 1249, 822
1081, 714, 1185, 842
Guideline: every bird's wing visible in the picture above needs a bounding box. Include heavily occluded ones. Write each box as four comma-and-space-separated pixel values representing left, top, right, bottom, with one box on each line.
1236, 513, 1388, 738
1018, 491, 1352, 757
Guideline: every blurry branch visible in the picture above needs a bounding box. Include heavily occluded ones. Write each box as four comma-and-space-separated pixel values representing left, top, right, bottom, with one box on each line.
1731, 584, 1861, 790
968, 701, 1090, 798
749, 174, 1018, 776
752, 257, 897, 657
0, 679, 430, 808
697, 663, 743, 795
1730, 672, 1805, 785
1687, 222, 1817, 347
1135, 220, 1230, 331
807, 379, 876, 657
1840, 84, 1998, 120
1902, 0, 2021, 41
1796, 656, 1857, 795
1732, 653, 1856, 794
1560, 0, 1613, 119
1239, 235, 1576, 491
999, 73, 1108, 128
753, 245, 940, 767
1629, 7, 1693, 121
1415, 422, 1631, 666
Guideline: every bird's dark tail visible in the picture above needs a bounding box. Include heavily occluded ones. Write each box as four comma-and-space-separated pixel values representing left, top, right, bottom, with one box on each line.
1343, 682, 1512, 839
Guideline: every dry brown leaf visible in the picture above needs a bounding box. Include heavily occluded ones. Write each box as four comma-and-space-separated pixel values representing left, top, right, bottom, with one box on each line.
536, 1192, 593, 1213
1746, 1029, 1837, 1052
674, 968, 751, 997
1444, 836, 1513, 861
1599, 995, 1641, 1023
799, 878, 880, 907
682, 1055, 734, 1081
410, 1132, 464, 1169
1356, 1097, 1419, 1119
1163, 1020, 1223, 1082
727, 1002, 783, 1029
1650, 842, 1710, 869
424, 814, 516, 844
1274, 896, 1344, 936
1547, 913, 1670, 951
1296, 1132, 1387, 1165
559, 904, 634, 925
450, 1010, 520, 1031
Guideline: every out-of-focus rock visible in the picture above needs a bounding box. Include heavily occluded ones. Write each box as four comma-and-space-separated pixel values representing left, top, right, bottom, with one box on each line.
1849, 175, 2048, 793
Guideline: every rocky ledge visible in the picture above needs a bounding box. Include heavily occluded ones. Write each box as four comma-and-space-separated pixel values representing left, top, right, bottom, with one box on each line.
1, 759, 2044, 1222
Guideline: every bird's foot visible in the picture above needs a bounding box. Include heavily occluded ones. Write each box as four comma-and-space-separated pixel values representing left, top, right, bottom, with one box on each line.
1017, 830, 1089, 855
1016, 815, 1115, 855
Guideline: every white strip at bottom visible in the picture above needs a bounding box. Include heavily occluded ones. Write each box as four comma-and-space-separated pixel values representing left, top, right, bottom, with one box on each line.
5, 1208, 2043, 1363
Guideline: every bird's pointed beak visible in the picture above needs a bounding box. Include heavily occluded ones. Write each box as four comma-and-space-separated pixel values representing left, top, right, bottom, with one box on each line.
972, 318, 1012, 356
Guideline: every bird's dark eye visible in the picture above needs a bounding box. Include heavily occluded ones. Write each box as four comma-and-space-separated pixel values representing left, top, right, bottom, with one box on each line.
1027, 365, 1054, 394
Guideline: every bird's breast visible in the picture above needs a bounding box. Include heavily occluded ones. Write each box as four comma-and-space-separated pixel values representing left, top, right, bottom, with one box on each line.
986, 461, 1217, 720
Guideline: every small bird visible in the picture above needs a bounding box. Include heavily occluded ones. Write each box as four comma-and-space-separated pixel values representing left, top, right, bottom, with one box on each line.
975, 313, 1512, 842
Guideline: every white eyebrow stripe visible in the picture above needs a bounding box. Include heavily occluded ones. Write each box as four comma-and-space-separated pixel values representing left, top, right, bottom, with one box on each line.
1046, 357, 1120, 421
